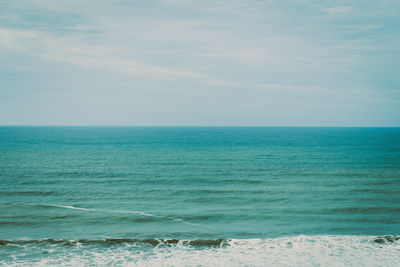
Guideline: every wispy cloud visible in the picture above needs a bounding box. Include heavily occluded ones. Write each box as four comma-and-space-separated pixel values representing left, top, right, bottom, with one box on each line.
322, 6, 351, 15
0, 0, 399, 126
0, 28, 207, 80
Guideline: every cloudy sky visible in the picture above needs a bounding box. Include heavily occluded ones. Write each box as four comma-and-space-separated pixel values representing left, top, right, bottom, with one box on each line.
0, 0, 399, 126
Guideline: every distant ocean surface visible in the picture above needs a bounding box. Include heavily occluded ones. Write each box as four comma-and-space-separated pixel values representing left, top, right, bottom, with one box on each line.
1, 127, 399, 266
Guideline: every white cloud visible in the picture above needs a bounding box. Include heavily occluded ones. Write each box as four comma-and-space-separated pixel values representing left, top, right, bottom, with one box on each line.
0, 0, 399, 125
0, 28, 208, 81
323, 6, 352, 15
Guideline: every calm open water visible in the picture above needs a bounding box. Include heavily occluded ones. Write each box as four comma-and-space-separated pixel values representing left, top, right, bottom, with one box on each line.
0, 127, 399, 266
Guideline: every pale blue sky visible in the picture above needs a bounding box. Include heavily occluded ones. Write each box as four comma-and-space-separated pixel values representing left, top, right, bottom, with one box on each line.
0, 0, 399, 126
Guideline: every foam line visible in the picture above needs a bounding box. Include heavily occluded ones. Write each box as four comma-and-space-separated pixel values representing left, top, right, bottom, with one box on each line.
3, 202, 204, 227
2, 236, 400, 266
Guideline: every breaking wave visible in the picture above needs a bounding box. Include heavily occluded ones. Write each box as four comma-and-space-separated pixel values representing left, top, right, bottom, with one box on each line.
1, 235, 399, 266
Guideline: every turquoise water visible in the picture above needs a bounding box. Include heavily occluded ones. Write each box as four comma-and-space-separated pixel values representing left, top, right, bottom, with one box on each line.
1, 127, 399, 265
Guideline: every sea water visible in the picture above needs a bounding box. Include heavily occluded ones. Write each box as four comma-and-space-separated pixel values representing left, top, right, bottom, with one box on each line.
0, 127, 399, 266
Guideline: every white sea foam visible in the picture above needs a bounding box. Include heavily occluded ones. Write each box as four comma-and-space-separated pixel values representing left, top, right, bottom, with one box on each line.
47, 204, 99, 212
2, 235, 399, 267
36, 203, 202, 227
40, 203, 153, 216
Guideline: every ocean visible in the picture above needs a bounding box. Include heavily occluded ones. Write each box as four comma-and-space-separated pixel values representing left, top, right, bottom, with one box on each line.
0, 126, 399, 266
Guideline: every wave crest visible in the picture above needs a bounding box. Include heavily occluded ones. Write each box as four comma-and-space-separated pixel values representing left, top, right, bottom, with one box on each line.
1, 236, 400, 266
0, 238, 229, 247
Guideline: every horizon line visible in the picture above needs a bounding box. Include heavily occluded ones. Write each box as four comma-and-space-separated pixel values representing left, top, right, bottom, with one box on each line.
0, 125, 399, 128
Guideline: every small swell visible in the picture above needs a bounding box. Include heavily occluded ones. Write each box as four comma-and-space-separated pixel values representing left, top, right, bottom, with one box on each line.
0, 221, 34, 226
332, 207, 400, 214
0, 191, 55, 196
0, 202, 203, 227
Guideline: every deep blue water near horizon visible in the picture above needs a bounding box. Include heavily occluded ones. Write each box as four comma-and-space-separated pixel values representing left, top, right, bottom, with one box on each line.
1, 126, 400, 265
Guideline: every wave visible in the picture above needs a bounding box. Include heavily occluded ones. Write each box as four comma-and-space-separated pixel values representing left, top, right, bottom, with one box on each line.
42, 203, 202, 226
0, 191, 55, 196
0, 238, 228, 247
0, 235, 398, 247
0, 202, 202, 227
1, 235, 399, 266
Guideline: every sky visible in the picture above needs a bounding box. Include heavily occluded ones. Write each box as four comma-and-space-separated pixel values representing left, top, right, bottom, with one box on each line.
0, 0, 399, 126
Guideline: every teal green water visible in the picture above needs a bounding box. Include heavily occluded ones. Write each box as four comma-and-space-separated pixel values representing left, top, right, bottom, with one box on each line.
1, 127, 399, 265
